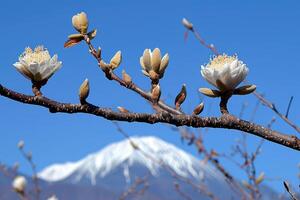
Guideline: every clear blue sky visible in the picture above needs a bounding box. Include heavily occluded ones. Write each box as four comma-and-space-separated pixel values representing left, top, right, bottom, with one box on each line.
1, 0, 299, 193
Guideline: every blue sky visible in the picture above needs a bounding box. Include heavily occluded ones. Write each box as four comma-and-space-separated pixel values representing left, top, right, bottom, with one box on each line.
0, 0, 299, 193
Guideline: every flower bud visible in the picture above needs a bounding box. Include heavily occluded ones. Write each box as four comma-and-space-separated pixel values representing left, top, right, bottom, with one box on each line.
12, 176, 27, 194
192, 102, 204, 115
199, 88, 221, 98
96, 47, 102, 58
175, 84, 187, 110
182, 18, 193, 30
72, 12, 89, 34
151, 84, 161, 103
122, 70, 132, 85
17, 140, 24, 149
79, 79, 90, 104
234, 85, 256, 95
110, 51, 122, 70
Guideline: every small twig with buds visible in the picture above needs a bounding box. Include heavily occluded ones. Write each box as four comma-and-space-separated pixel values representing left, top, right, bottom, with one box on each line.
18, 140, 40, 200
182, 17, 300, 134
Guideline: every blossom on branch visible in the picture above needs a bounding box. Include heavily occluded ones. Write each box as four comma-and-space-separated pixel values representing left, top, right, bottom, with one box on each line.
200, 54, 248, 92
13, 46, 62, 83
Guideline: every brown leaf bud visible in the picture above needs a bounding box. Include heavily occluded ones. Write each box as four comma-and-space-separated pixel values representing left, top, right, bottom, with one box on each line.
175, 84, 187, 110
192, 102, 204, 115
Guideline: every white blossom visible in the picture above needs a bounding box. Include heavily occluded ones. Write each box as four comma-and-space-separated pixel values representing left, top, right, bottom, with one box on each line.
201, 54, 248, 91
13, 46, 62, 82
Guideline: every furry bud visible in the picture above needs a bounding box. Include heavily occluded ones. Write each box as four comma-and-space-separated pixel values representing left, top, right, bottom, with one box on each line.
79, 79, 90, 104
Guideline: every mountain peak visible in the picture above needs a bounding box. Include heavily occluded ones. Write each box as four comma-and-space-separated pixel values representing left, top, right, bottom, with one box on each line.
38, 136, 221, 185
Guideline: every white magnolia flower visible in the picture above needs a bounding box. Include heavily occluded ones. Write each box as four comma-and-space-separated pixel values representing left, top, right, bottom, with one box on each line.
201, 54, 248, 91
12, 176, 27, 193
13, 46, 62, 82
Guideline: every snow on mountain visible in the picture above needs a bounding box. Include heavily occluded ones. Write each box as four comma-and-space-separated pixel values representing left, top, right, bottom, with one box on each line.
38, 136, 223, 186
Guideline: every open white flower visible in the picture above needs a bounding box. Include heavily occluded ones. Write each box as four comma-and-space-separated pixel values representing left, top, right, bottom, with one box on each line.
201, 54, 248, 91
13, 46, 62, 83
12, 176, 27, 194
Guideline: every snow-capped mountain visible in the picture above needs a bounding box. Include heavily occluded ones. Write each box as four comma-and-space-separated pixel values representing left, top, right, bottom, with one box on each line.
38, 136, 246, 200
39, 136, 221, 185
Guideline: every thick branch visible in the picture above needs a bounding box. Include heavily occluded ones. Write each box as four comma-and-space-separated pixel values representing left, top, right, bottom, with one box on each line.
1, 84, 300, 151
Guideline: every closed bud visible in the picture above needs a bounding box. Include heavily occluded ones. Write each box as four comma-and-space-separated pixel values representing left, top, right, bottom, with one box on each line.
117, 106, 129, 113
79, 79, 90, 104
234, 85, 256, 95
17, 140, 24, 149
199, 88, 221, 98
175, 84, 187, 110
122, 70, 132, 85
12, 176, 27, 194
96, 47, 102, 58
110, 51, 122, 70
182, 18, 193, 30
72, 12, 89, 34
152, 84, 161, 103
192, 102, 204, 115
255, 172, 265, 185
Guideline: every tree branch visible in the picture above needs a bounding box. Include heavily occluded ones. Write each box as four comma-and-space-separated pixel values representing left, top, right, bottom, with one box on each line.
1, 84, 300, 151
